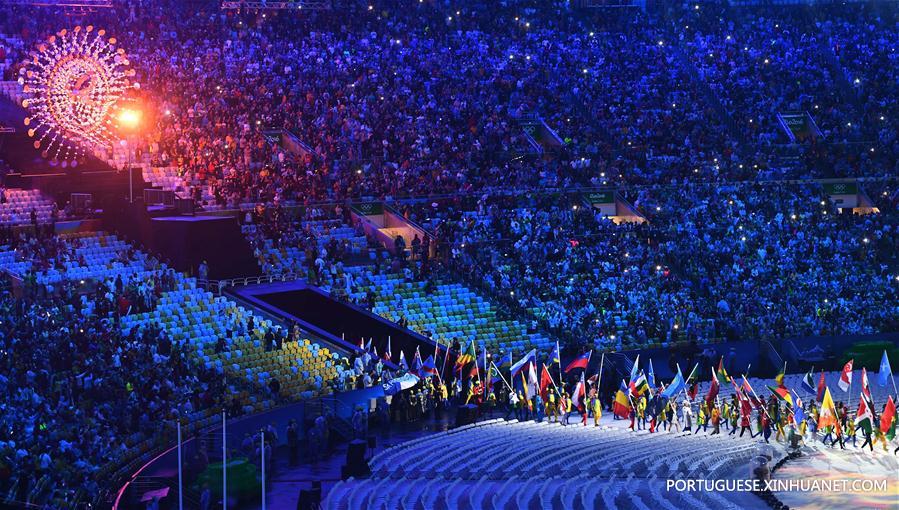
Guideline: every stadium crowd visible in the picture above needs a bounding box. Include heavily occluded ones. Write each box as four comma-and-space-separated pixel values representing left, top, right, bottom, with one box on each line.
402, 179, 898, 350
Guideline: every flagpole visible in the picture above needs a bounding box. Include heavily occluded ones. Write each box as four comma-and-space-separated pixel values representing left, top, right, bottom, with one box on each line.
491, 361, 513, 392
556, 341, 564, 393
596, 352, 605, 397
741, 373, 774, 422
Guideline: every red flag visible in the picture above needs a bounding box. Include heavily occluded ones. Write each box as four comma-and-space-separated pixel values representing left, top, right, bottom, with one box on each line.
838, 359, 853, 391
816, 370, 825, 402
705, 369, 719, 406
687, 381, 698, 401
539, 364, 553, 400
881, 396, 896, 435
564, 351, 592, 373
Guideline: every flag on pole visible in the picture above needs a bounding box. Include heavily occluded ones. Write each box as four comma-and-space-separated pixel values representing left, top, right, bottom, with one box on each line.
706, 369, 719, 406
818, 387, 838, 429
539, 364, 554, 400
838, 359, 853, 391
398, 350, 408, 371
613, 380, 631, 418
411, 347, 423, 375
571, 372, 586, 410
470, 348, 487, 379
881, 396, 897, 439
767, 385, 793, 407
629, 354, 640, 383
383, 337, 392, 362
855, 389, 877, 435
793, 395, 805, 425
648, 359, 656, 388
419, 355, 439, 378
497, 351, 513, 370
630, 372, 649, 397
816, 370, 826, 402
861, 367, 872, 399
774, 365, 785, 388
716, 357, 731, 383
660, 366, 685, 399
879, 350, 893, 388
564, 351, 592, 373
490, 363, 504, 385
510, 349, 536, 380
527, 360, 539, 397
455, 341, 476, 375
549, 342, 561, 366
800, 370, 815, 395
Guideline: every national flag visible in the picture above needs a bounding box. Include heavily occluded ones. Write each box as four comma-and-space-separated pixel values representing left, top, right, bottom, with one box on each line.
860, 367, 872, 400
419, 355, 438, 378
372, 345, 378, 360
490, 363, 504, 385
539, 364, 554, 400
629, 354, 640, 383
793, 395, 805, 425
470, 348, 487, 379
774, 365, 785, 388
527, 361, 539, 397
706, 369, 719, 406
510, 349, 536, 380
571, 372, 586, 410
800, 370, 815, 395
647, 359, 656, 388
364, 338, 372, 352
411, 347, 423, 374
684, 362, 698, 383
687, 381, 698, 401
878, 350, 893, 388
564, 351, 592, 373
454, 341, 476, 376
855, 390, 877, 435
630, 372, 649, 397
716, 357, 731, 384
486, 364, 498, 393
816, 370, 825, 402
741, 376, 762, 407
880, 396, 896, 439
838, 359, 853, 391
767, 385, 793, 408
817, 386, 838, 429
549, 342, 561, 366
383, 337, 392, 362
359, 337, 365, 351
497, 351, 513, 370
613, 380, 631, 418
660, 365, 685, 399
398, 350, 408, 371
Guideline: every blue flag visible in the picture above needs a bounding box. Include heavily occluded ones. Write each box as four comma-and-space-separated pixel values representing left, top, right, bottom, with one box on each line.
661, 366, 685, 399
648, 359, 656, 388
549, 342, 561, 366
879, 350, 893, 387
793, 396, 806, 425
629, 354, 640, 384
801, 370, 816, 394
510, 349, 536, 380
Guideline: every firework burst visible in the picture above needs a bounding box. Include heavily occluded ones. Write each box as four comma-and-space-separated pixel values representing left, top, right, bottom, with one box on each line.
18, 25, 138, 164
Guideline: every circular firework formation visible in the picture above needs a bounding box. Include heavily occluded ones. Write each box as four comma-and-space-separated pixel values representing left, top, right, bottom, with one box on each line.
18, 25, 139, 164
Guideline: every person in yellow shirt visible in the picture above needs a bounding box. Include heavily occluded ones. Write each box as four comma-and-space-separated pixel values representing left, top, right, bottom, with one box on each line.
636, 396, 646, 430
546, 390, 557, 423
592, 395, 602, 426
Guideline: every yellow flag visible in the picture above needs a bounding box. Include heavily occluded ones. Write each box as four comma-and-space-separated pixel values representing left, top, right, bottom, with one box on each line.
817, 386, 838, 429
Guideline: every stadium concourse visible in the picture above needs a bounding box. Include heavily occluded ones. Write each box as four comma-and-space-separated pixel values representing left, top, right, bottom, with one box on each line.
0, 1, 897, 510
